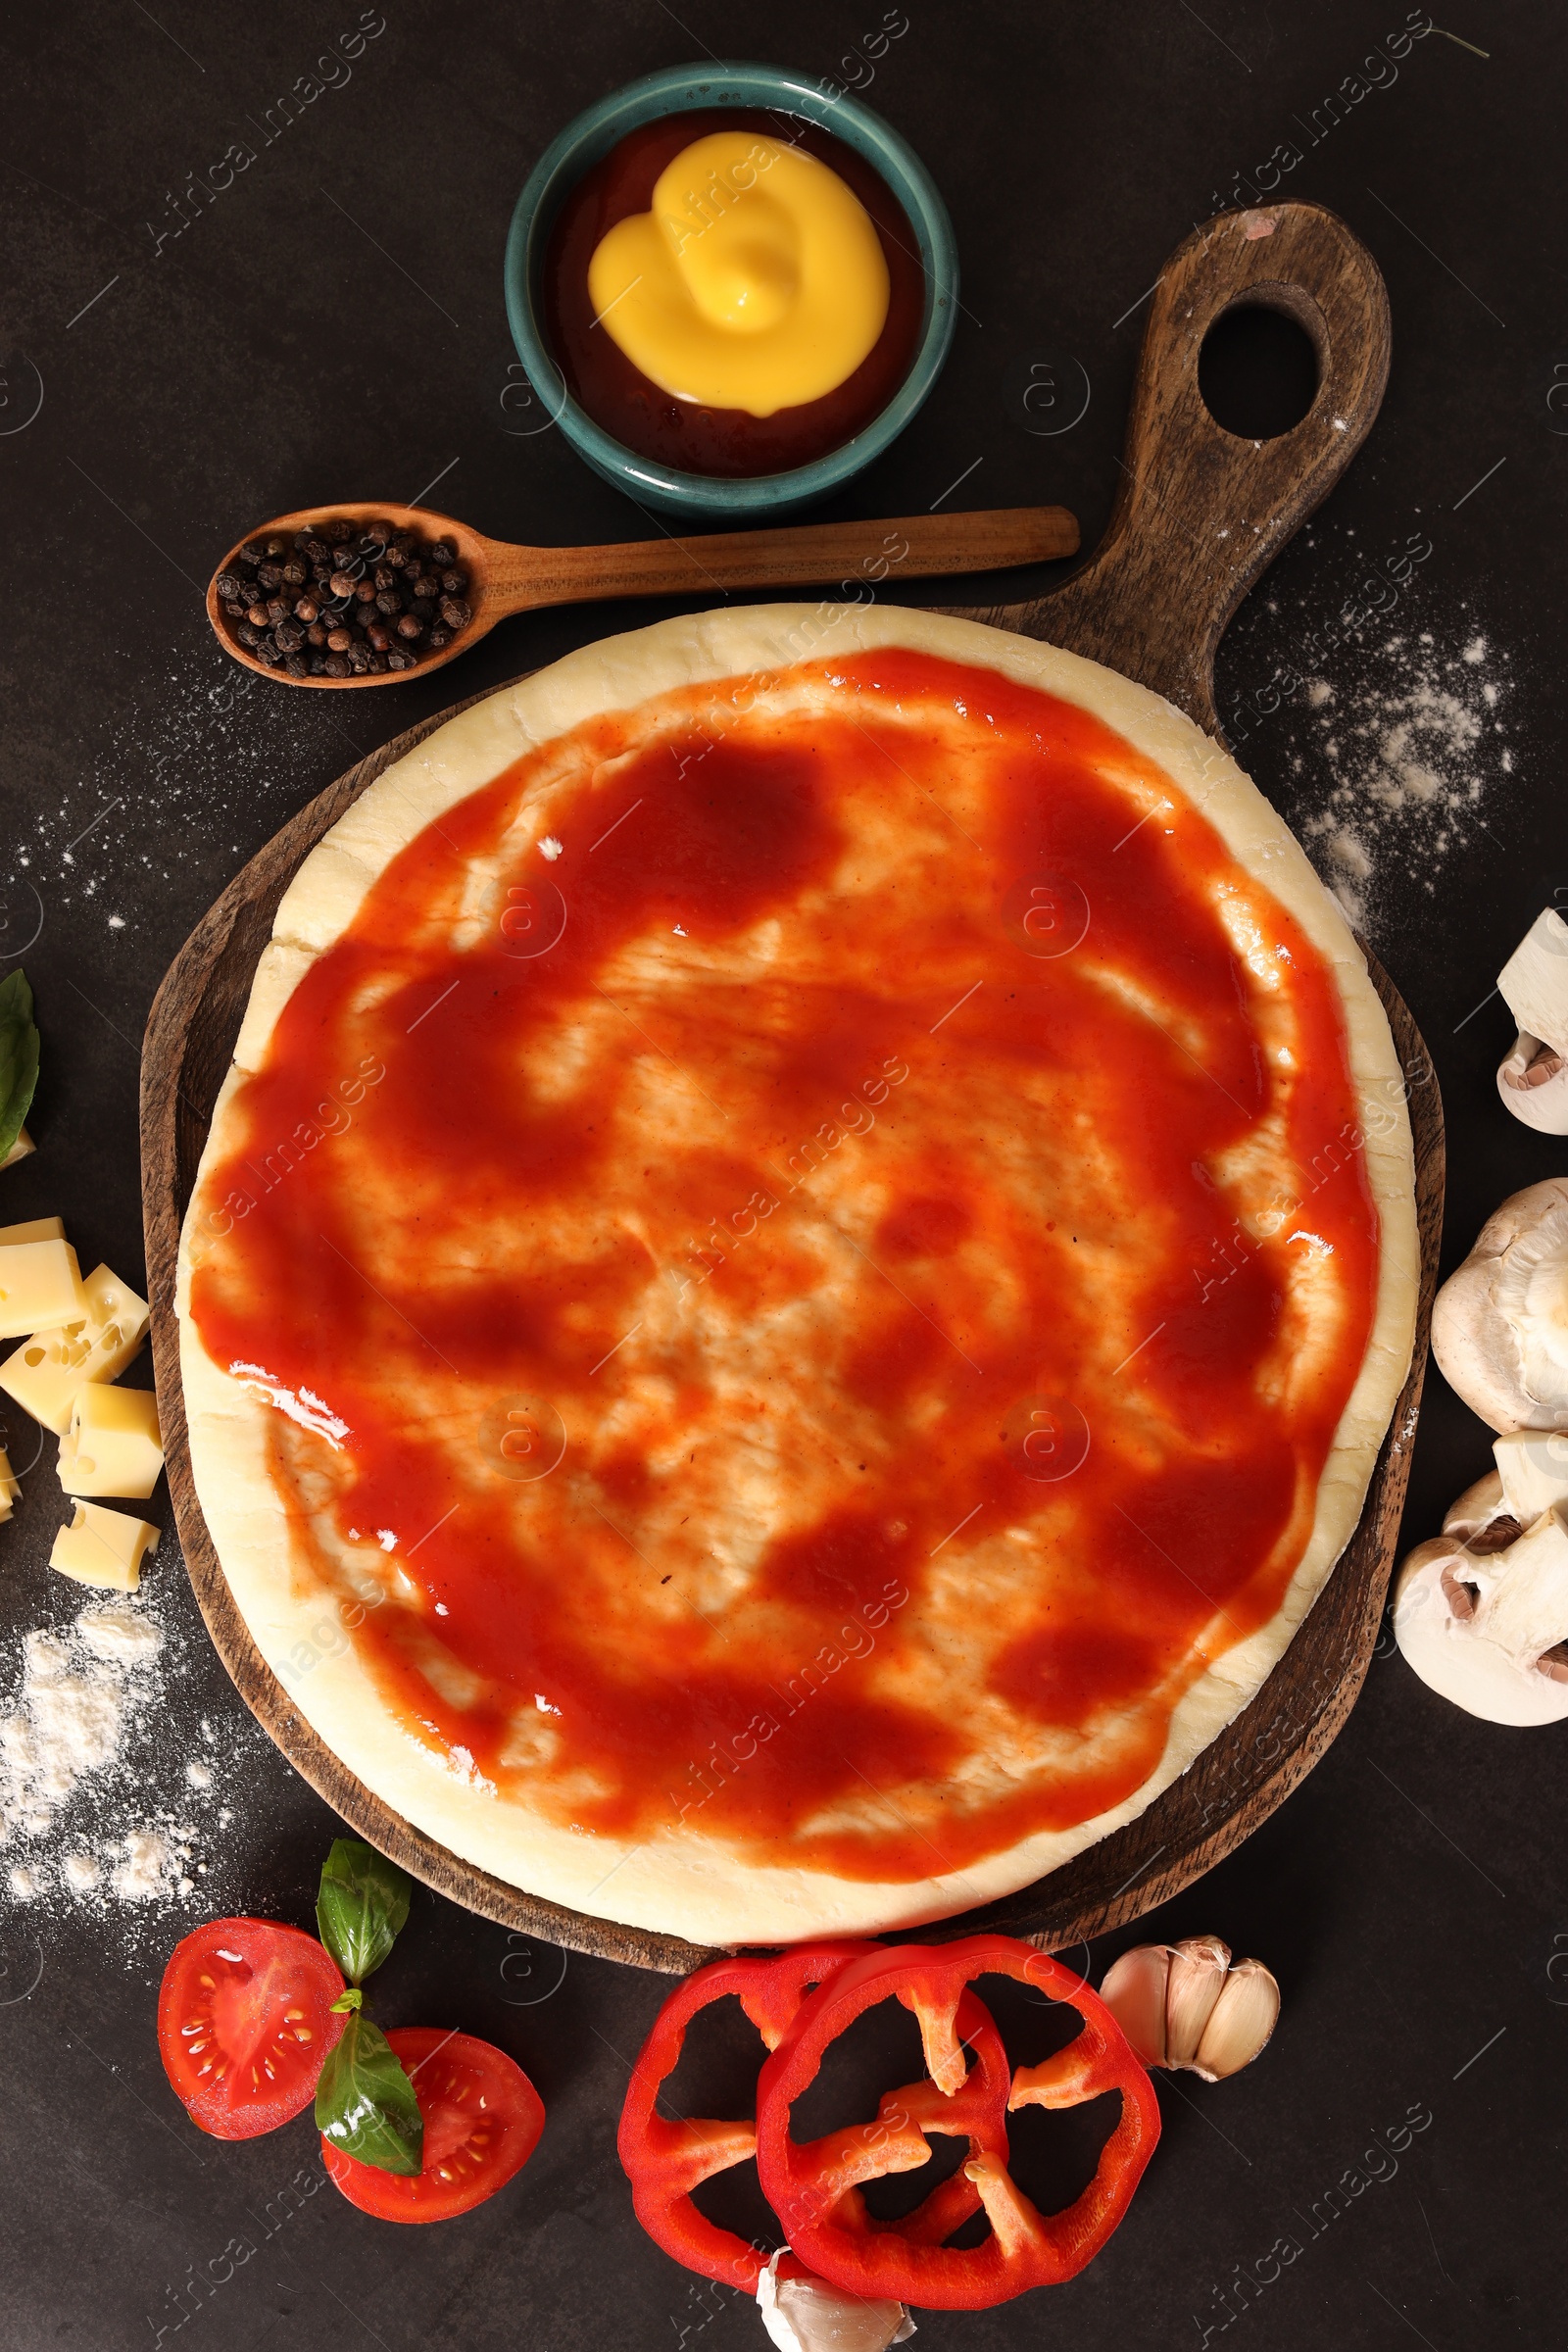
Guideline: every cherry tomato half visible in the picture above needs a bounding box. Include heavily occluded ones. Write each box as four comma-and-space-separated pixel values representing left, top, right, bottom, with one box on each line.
322, 2027, 546, 2223
158, 1916, 346, 2139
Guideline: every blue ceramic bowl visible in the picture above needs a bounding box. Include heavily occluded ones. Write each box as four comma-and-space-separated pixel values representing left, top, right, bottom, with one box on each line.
504, 61, 958, 520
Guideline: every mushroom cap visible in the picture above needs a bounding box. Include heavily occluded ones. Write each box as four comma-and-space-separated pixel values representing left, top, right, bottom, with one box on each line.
1393, 1529, 1568, 1727
1431, 1179, 1568, 1433
1496, 1032, 1568, 1136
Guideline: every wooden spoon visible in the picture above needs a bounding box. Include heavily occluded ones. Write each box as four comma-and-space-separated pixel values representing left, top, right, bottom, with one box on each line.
206, 498, 1079, 689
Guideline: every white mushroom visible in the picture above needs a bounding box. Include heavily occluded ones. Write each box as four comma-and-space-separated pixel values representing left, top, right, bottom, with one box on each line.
1431, 1179, 1568, 1431
1394, 1503, 1568, 1726
1100, 1937, 1280, 2081
1496, 912, 1568, 1131
1441, 1466, 1520, 1548
1497, 1033, 1568, 1135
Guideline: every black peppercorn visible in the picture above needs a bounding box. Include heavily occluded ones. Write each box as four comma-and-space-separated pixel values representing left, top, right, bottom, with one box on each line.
220, 513, 473, 676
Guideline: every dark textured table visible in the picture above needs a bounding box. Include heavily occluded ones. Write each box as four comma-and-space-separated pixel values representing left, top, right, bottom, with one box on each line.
1, 5, 1561, 2346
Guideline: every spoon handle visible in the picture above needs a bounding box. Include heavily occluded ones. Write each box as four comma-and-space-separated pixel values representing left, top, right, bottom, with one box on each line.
479, 506, 1079, 616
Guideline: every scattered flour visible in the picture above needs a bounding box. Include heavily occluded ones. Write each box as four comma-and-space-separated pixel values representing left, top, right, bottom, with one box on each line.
1284, 625, 1514, 933
0, 1592, 212, 1915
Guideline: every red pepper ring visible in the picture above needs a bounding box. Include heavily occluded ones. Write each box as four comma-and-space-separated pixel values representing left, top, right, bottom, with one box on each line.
616, 1943, 871, 2291
755, 1934, 1162, 2312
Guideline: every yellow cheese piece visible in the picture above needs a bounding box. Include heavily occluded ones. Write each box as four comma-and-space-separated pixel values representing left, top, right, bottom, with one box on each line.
0, 1240, 84, 1339
587, 131, 890, 416
60, 1384, 164, 1499
0, 1444, 18, 1523
50, 1499, 160, 1592
0, 1263, 151, 1434
1, 1127, 34, 1171
0, 1216, 66, 1245
60, 1383, 164, 1495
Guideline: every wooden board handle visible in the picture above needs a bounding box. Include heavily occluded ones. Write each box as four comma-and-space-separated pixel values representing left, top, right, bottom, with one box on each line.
968, 202, 1391, 736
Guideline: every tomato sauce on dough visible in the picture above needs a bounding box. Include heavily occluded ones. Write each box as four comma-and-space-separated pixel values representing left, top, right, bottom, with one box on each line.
189, 652, 1381, 1883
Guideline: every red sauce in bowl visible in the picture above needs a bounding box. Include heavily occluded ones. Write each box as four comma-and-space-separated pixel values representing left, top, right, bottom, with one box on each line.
539, 110, 928, 477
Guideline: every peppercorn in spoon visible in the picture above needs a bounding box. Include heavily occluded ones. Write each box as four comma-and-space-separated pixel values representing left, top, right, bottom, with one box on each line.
207, 499, 1079, 688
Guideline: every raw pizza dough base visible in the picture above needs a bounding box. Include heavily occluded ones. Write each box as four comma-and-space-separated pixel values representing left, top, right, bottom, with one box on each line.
177, 602, 1419, 1945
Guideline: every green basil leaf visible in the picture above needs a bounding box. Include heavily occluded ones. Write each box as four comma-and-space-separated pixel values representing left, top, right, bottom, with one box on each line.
316, 1838, 412, 1984
315, 2011, 423, 2176
0, 969, 40, 1165
329, 1986, 364, 2016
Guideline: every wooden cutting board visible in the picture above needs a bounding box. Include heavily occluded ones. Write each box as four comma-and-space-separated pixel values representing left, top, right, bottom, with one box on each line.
141, 201, 1442, 1976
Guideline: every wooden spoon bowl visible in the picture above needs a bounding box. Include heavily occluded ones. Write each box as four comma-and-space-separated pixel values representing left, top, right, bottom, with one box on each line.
206, 499, 1080, 689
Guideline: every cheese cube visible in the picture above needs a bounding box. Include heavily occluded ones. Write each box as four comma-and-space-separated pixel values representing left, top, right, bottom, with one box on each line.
0, 1444, 18, 1523
1, 1127, 34, 1171
1494, 1429, 1568, 1523
59, 1385, 164, 1499
49, 1500, 160, 1592
0, 1216, 66, 1246
0, 1241, 84, 1339
0, 1264, 151, 1434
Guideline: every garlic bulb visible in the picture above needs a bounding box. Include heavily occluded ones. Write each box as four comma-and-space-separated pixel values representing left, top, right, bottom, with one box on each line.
1101, 1938, 1280, 2081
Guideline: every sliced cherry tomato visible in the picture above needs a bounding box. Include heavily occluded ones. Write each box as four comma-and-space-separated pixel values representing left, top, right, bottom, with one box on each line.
158, 1916, 346, 2140
322, 2027, 545, 2222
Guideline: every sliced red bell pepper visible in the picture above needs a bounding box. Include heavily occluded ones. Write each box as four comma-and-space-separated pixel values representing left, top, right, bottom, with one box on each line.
617, 1944, 869, 2291
755, 1933, 1161, 2312
615, 1941, 1012, 2292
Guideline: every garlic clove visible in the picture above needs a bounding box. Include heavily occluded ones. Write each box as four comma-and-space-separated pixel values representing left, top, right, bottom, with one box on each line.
1163, 1936, 1231, 2067
757, 2256, 914, 2352
1192, 1957, 1281, 2082
1099, 1941, 1172, 2067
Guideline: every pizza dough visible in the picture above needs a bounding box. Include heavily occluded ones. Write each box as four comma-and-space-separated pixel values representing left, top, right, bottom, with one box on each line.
176, 603, 1418, 1944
